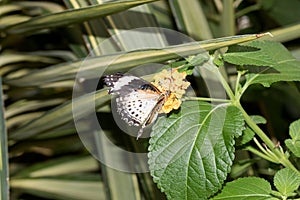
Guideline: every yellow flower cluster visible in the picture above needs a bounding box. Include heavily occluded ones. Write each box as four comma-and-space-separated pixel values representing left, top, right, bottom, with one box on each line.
151, 68, 190, 113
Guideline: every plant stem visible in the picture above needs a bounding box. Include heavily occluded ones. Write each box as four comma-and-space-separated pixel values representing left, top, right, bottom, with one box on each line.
245, 146, 277, 163
183, 97, 230, 103
238, 103, 275, 149
196, 61, 300, 175
235, 3, 261, 18
214, 65, 236, 101
237, 102, 300, 176
235, 71, 242, 99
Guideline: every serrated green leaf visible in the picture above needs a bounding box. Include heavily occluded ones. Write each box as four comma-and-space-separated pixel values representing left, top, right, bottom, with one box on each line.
148, 101, 244, 199
285, 119, 300, 157
223, 44, 273, 66
289, 119, 300, 141
273, 168, 300, 197
237, 115, 266, 146
237, 127, 255, 146
213, 177, 274, 200
223, 40, 300, 87
285, 140, 300, 158
250, 115, 267, 124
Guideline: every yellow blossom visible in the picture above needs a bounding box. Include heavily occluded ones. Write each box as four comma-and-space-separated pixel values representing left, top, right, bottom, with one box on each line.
161, 93, 181, 113
151, 67, 190, 114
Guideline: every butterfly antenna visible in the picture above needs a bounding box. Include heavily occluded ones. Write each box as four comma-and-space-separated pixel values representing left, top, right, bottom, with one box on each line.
168, 67, 171, 92
169, 66, 174, 93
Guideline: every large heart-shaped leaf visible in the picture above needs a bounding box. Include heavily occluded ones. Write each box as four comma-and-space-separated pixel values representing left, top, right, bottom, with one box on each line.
148, 101, 244, 199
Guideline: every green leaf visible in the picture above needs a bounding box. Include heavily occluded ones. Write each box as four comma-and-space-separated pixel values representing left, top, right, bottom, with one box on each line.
250, 115, 267, 124
273, 168, 300, 197
237, 115, 266, 146
6, 34, 265, 87
261, 0, 300, 25
213, 177, 274, 199
13, 156, 98, 178
9, 89, 109, 140
186, 53, 210, 67
148, 101, 245, 199
237, 127, 255, 146
4, 0, 159, 34
0, 53, 59, 66
168, 0, 212, 40
223, 40, 300, 87
10, 176, 104, 200
0, 78, 9, 200
285, 119, 300, 157
0, 4, 22, 16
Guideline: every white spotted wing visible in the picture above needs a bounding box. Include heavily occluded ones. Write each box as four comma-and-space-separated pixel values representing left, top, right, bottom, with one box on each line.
104, 73, 168, 139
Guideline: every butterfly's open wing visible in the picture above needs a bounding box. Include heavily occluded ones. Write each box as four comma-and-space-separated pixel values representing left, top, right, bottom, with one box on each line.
104, 73, 167, 139
104, 73, 158, 95
116, 90, 167, 139
115, 90, 161, 126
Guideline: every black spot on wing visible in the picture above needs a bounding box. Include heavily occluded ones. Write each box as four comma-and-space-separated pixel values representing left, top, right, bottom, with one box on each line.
116, 96, 142, 126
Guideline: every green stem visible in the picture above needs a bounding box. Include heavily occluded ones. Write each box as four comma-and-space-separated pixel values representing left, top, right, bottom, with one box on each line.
197, 62, 299, 175
237, 102, 300, 175
253, 137, 279, 163
183, 97, 230, 103
237, 103, 274, 149
245, 146, 277, 163
235, 3, 261, 18
215, 66, 236, 101
235, 71, 242, 99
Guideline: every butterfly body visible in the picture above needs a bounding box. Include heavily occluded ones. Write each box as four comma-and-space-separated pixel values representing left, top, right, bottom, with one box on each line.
104, 73, 169, 139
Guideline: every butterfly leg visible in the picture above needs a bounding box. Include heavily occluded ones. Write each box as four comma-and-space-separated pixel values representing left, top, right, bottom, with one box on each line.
136, 125, 146, 140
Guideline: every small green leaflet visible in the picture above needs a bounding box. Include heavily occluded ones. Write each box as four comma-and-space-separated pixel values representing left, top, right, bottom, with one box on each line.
223, 40, 300, 87
273, 168, 300, 197
148, 101, 244, 199
237, 115, 267, 146
212, 177, 275, 200
285, 119, 300, 157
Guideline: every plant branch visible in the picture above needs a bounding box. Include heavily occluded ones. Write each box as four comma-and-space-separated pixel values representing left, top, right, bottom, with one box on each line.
245, 146, 277, 163
214, 66, 236, 101
237, 102, 300, 175
183, 97, 230, 103
234, 71, 242, 98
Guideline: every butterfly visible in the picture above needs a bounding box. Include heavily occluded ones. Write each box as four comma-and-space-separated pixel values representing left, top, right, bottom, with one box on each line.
104, 72, 170, 139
